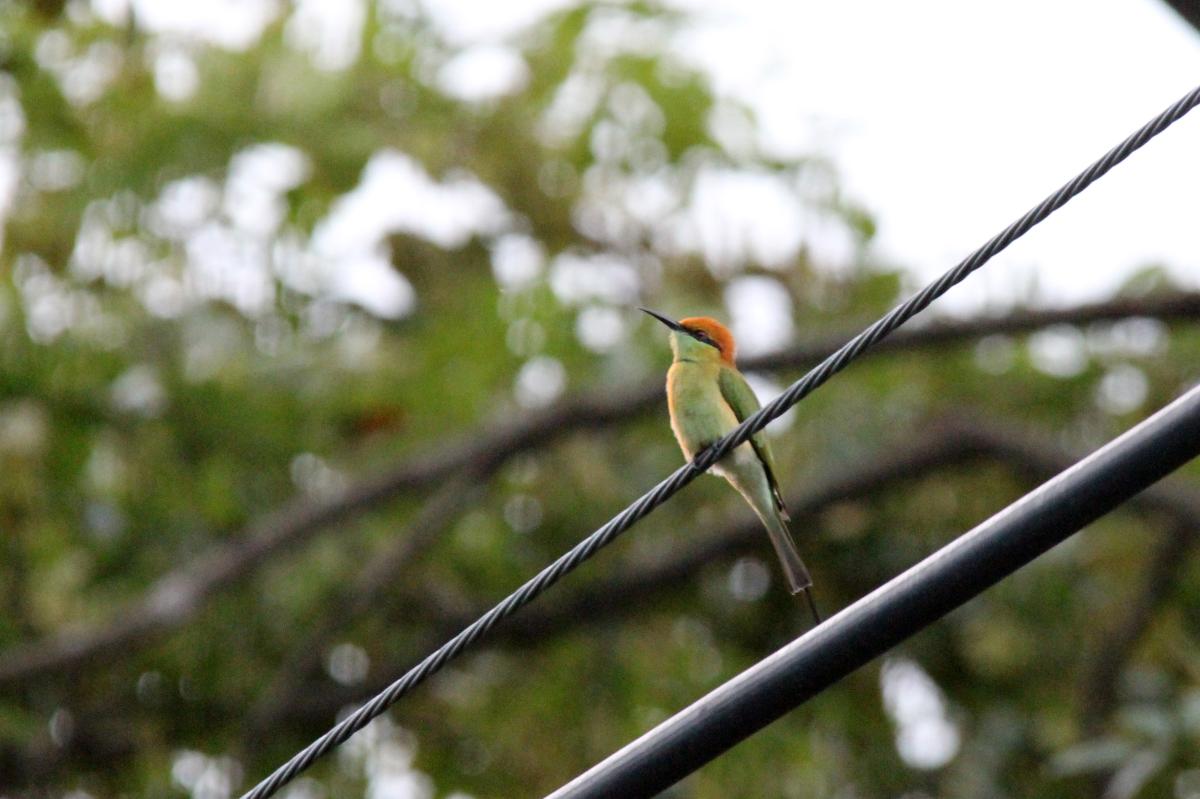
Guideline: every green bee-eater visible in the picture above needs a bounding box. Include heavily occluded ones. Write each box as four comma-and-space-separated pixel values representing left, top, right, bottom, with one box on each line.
641, 308, 819, 621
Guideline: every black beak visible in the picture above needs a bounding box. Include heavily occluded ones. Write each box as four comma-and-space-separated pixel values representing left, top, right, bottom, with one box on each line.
639, 307, 685, 333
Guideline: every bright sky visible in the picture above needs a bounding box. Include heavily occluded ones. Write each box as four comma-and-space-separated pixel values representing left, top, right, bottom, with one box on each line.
675, 0, 1200, 312
24, 0, 1200, 328
428, 0, 1200, 313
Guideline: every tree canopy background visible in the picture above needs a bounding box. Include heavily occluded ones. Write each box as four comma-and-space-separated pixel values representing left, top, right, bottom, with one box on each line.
1, 2, 1199, 798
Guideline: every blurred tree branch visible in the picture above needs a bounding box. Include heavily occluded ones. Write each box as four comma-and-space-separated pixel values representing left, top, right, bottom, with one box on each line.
269, 416, 1200, 740
243, 470, 488, 734
748, 291, 1200, 372
6, 415, 1198, 784
251, 420, 993, 732
2, 291, 1199, 689
7, 422, 985, 787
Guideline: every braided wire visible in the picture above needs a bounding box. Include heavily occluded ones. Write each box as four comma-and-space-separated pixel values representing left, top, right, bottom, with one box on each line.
243, 83, 1200, 799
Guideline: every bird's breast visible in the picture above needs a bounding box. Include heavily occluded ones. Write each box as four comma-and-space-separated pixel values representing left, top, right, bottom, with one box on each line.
666, 362, 739, 459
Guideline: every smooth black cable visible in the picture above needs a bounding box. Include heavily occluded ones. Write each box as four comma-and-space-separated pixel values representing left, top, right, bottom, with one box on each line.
547, 382, 1200, 798
241, 83, 1200, 799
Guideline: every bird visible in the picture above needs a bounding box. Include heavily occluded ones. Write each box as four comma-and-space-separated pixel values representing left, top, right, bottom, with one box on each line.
641, 307, 820, 624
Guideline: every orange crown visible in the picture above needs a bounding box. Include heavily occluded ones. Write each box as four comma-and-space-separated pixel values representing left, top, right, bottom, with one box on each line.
679, 316, 736, 364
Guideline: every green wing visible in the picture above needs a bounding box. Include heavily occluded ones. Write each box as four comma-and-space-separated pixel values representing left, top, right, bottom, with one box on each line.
718, 366, 791, 520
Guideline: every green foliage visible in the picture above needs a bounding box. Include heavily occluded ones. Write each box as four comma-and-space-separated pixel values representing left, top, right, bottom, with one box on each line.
0, 2, 1197, 798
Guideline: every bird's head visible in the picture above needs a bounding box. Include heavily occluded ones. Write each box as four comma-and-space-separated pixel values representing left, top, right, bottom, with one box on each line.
640, 308, 736, 365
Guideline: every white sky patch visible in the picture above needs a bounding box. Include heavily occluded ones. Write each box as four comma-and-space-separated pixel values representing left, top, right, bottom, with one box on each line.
537, 71, 606, 146
40, 37, 123, 107
419, 0, 573, 44
1028, 324, 1089, 378
548, 251, 640, 305
170, 750, 243, 799
609, 82, 666, 137
147, 176, 222, 240
681, 167, 806, 272
577, 6, 670, 61
142, 274, 187, 318
28, 149, 86, 192
95, 0, 282, 50
63, 0, 1200, 317
1096, 364, 1149, 415
32, 0, 1200, 332
335, 716, 438, 799
309, 149, 510, 317
515, 356, 566, 408
0, 76, 24, 145
183, 222, 274, 315
329, 251, 416, 319
151, 44, 200, 102
575, 170, 678, 252
590, 119, 630, 164
1087, 317, 1168, 359
575, 304, 627, 353
880, 657, 961, 770
0, 77, 22, 255
490, 234, 545, 289
315, 150, 509, 251
110, 364, 167, 417
621, 173, 678, 224
438, 45, 530, 102
326, 641, 371, 686
368, 770, 434, 799
708, 101, 756, 160
17, 256, 77, 343
69, 193, 149, 284
286, 0, 366, 71
796, 205, 859, 274
572, 170, 640, 247
224, 143, 311, 236
724, 275, 793, 357
672, 0, 1200, 311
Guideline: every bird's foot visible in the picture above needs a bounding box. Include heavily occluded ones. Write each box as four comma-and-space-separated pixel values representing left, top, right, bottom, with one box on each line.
691, 442, 719, 470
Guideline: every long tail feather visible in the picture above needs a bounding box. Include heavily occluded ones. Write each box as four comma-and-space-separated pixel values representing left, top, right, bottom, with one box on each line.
761, 509, 812, 595
723, 456, 815, 615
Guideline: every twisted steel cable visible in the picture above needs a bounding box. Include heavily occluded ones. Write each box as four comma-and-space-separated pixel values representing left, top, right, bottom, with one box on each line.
242, 83, 1200, 799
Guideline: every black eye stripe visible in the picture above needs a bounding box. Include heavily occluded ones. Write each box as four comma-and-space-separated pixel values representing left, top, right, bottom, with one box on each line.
685, 329, 718, 348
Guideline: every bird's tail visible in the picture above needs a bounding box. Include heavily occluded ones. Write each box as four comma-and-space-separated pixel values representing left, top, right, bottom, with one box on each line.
761, 509, 813, 596
765, 514, 822, 627
731, 469, 821, 625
